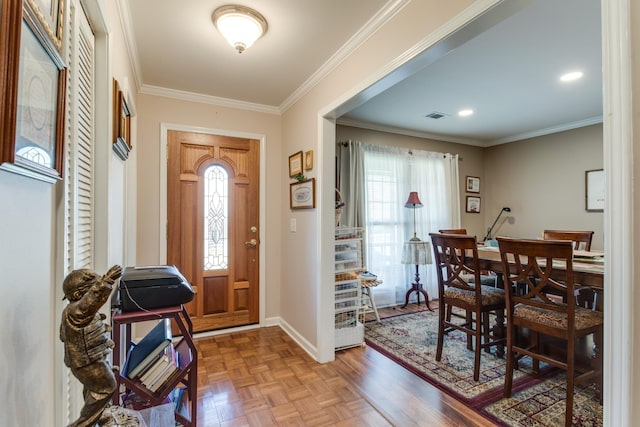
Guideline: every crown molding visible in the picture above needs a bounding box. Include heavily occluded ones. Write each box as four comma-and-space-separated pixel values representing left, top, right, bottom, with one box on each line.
139, 84, 280, 115
279, 0, 410, 113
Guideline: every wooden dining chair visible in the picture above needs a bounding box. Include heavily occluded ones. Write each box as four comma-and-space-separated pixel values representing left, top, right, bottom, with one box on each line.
439, 229, 496, 286
438, 228, 468, 234
543, 229, 594, 251
429, 233, 506, 381
496, 237, 603, 427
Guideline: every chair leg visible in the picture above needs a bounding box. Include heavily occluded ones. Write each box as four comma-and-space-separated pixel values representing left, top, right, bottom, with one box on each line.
474, 311, 482, 381
363, 287, 381, 322
531, 331, 540, 375
493, 309, 505, 358
482, 312, 490, 354
466, 310, 473, 350
565, 340, 575, 427
436, 300, 446, 361
503, 324, 515, 397
592, 330, 603, 403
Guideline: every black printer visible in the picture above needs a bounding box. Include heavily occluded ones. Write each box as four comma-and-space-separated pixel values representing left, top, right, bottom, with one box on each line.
114, 265, 195, 312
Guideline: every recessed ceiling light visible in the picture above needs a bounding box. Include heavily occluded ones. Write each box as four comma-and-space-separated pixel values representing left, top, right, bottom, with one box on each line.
560, 71, 583, 82
458, 109, 474, 117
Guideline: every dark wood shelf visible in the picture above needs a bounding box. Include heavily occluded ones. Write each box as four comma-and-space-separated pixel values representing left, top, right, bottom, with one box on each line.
112, 305, 197, 426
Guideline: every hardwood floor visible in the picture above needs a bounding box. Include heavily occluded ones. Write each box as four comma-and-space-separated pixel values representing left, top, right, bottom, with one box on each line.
194, 303, 497, 426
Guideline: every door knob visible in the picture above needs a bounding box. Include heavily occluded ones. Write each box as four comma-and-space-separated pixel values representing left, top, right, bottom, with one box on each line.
245, 239, 258, 248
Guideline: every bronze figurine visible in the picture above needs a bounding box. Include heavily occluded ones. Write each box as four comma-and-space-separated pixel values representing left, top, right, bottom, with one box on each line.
60, 265, 122, 427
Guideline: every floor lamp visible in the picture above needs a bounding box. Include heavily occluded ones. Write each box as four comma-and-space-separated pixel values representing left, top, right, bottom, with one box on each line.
401, 192, 433, 309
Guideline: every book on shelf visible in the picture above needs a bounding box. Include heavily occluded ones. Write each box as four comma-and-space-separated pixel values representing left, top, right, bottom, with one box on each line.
121, 391, 171, 411
122, 318, 173, 379
147, 345, 180, 392
171, 386, 186, 412
138, 345, 172, 385
176, 387, 189, 418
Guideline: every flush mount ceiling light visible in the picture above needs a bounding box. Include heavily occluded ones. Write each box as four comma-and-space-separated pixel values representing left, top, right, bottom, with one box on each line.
212, 5, 268, 54
560, 71, 584, 82
458, 109, 474, 117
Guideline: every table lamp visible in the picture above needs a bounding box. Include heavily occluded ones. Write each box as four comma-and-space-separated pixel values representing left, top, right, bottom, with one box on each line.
483, 206, 511, 242
405, 192, 423, 241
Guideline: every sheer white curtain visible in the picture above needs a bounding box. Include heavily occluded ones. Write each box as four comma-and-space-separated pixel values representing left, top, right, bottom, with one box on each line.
359, 145, 460, 307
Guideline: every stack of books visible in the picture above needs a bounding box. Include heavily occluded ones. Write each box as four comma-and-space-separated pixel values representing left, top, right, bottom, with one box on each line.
120, 318, 179, 392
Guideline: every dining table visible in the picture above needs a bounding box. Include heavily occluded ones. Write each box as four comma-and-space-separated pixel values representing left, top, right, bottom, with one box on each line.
474, 245, 604, 290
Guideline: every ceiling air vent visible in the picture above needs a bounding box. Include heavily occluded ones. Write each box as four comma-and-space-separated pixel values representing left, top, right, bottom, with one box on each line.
425, 112, 448, 119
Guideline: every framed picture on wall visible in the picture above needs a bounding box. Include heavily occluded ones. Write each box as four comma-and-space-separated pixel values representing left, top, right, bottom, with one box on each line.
304, 150, 313, 170
466, 176, 480, 193
289, 151, 303, 177
466, 196, 481, 213
0, 0, 67, 183
585, 169, 604, 212
112, 79, 131, 161
290, 178, 315, 209
25, 0, 64, 52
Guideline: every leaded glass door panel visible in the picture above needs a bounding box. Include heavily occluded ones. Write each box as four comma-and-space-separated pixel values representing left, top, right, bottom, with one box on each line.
167, 130, 259, 333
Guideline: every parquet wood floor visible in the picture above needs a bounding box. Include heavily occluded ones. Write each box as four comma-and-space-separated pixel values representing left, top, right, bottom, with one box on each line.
194, 302, 496, 426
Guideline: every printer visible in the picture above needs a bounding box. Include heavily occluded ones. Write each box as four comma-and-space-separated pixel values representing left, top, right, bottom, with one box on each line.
114, 265, 195, 312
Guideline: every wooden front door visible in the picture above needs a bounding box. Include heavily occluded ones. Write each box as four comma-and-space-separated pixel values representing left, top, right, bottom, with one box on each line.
167, 130, 259, 333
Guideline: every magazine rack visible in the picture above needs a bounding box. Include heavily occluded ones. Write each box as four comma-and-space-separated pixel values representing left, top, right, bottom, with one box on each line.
111, 305, 197, 426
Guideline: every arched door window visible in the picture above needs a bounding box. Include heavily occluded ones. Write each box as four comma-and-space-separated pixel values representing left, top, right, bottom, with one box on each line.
203, 165, 229, 270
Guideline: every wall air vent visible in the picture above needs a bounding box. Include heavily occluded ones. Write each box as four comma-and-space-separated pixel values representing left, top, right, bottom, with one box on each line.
425, 112, 449, 119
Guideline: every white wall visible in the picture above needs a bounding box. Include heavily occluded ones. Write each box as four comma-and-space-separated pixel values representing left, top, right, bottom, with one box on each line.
483, 124, 603, 249
629, 1, 640, 423
0, 0, 138, 424
281, 0, 477, 361
0, 171, 56, 425
134, 94, 283, 321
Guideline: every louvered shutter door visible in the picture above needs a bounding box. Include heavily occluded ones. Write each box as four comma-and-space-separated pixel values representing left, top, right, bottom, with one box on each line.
65, 5, 95, 271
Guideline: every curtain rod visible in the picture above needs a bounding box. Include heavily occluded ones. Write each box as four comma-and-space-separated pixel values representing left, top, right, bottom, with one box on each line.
339, 141, 462, 160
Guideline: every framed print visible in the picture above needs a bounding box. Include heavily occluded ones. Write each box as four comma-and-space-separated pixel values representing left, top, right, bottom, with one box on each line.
112, 79, 131, 160
0, 0, 67, 182
304, 150, 313, 170
290, 178, 315, 209
585, 169, 604, 212
25, 0, 64, 52
466, 196, 481, 213
288, 150, 303, 177
466, 176, 480, 193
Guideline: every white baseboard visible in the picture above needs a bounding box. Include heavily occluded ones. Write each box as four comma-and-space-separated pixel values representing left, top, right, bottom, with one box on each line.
276, 317, 319, 361
191, 316, 320, 362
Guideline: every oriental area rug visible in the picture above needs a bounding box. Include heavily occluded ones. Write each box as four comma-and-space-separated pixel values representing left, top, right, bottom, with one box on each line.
364, 310, 603, 426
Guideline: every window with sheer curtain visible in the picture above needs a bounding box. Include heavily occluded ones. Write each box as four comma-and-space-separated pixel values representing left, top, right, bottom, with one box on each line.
338, 141, 460, 307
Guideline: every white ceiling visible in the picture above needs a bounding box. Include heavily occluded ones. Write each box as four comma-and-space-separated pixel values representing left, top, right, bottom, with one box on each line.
123, 0, 602, 146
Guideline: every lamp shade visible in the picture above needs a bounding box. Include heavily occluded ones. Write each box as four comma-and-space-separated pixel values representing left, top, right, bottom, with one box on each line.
404, 192, 423, 208
213, 5, 268, 53
401, 241, 432, 265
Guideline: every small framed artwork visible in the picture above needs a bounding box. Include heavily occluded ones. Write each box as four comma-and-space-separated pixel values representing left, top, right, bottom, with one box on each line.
112, 79, 131, 160
290, 178, 315, 209
288, 150, 303, 177
25, 0, 64, 52
585, 169, 604, 212
0, 0, 68, 182
466, 196, 481, 213
304, 150, 313, 170
466, 176, 480, 193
